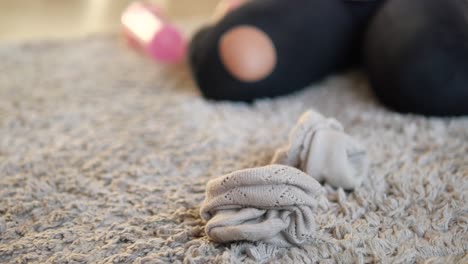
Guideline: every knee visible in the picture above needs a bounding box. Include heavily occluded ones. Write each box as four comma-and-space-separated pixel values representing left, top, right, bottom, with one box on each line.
218, 25, 277, 83
188, 24, 278, 101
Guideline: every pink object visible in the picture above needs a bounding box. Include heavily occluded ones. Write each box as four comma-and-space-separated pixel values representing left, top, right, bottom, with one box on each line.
121, 2, 186, 64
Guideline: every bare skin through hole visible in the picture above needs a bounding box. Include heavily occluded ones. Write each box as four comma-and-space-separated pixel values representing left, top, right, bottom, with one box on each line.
219, 25, 277, 83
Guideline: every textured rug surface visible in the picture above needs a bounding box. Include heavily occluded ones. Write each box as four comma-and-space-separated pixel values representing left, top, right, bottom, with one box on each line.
0, 35, 467, 263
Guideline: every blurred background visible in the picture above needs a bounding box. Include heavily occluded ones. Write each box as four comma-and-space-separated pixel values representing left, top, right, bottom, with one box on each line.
0, 0, 219, 42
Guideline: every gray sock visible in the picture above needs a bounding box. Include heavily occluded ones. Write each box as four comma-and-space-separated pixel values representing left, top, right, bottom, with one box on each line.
272, 110, 368, 190
200, 165, 327, 247
200, 110, 369, 246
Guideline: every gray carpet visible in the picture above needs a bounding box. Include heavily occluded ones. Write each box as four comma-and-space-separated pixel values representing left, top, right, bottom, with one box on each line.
0, 35, 467, 263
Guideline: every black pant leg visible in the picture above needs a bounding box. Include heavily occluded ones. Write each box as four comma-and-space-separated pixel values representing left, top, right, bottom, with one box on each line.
364, 0, 468, 116
189, 0, 355, 101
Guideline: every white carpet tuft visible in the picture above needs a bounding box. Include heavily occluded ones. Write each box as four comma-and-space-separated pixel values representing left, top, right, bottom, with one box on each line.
0, 36, 467, 263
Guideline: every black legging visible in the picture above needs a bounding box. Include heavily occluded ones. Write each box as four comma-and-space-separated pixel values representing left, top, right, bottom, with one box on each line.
189, 0, 468, 116
365, 0, 468, 116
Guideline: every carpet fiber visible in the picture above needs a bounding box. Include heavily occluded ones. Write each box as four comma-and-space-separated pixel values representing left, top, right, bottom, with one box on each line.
0, 35, 467, 263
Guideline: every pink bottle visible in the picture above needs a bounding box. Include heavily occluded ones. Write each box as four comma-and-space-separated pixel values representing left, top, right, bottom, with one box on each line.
121, 2, 186, 64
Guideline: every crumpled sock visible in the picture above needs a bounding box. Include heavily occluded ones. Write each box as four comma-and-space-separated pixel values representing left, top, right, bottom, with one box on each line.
272, 110, 368, 190
200, 109, 368, 246
200, 165, 327, 247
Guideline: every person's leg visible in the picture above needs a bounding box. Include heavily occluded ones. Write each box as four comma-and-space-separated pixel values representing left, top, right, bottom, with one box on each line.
189, 0, 357, 101
364, 0, 468, 116
343, 0, 386, 64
